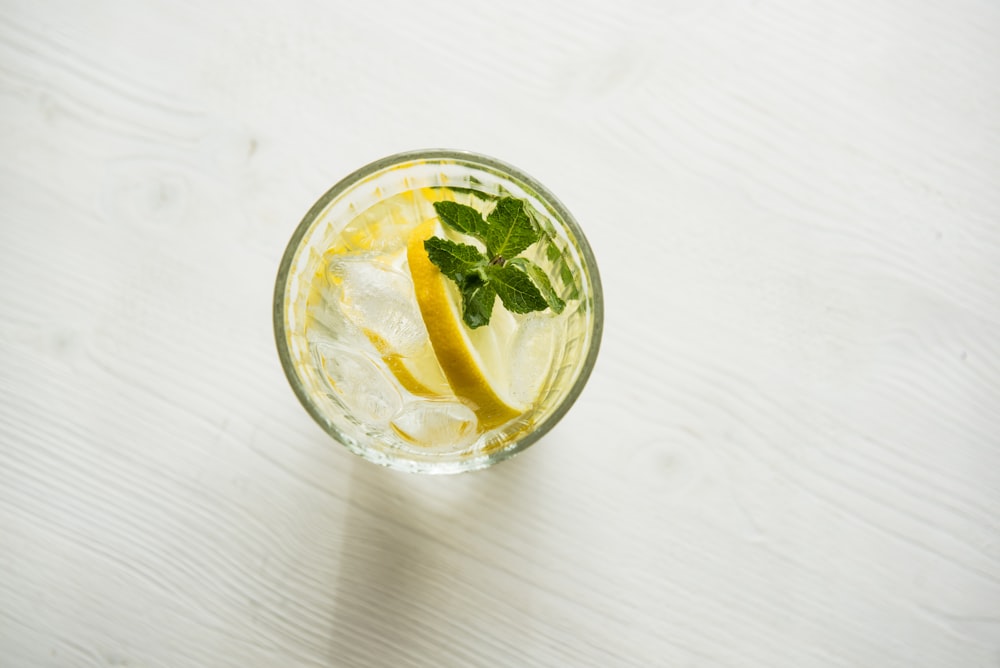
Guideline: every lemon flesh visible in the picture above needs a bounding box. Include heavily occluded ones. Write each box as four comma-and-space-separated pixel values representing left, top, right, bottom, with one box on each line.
407, 219, 522, 431
364, 330, 450, 398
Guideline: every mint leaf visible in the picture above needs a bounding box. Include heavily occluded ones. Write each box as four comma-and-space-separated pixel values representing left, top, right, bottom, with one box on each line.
508, 257, 565, 314
485, 264, 548, 314
424, 237, 487, 282
486, 197, 539, 260
546, 242, 580, 300
425, 193, 576, 326
459, 279, 496, 328
433, 201, 489, 243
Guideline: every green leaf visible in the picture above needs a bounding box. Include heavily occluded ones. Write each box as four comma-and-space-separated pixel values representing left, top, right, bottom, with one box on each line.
423, 195, 578, 327
508, 258, 565, 314
545, 240, 561, 263
560, 262, 580, 300
485, 263, 548, 314
424, 237, 487, 283
459, 279, 496, 329
433, 201, 489, 242
486, 197, 539, 260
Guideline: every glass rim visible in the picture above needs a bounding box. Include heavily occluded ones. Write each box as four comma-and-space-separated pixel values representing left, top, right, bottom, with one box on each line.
273, 148, 604, 473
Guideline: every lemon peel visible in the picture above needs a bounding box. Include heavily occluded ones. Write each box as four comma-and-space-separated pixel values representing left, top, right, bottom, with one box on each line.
364, 330, 449, 399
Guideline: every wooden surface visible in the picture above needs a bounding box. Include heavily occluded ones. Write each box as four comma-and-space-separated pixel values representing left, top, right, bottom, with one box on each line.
2, 1, 1000, 666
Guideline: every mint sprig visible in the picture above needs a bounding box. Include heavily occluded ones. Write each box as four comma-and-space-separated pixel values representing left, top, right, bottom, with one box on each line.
428, 197, 569, 328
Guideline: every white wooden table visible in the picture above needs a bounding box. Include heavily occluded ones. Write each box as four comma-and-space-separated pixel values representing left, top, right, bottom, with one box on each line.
3, 2, 999, 666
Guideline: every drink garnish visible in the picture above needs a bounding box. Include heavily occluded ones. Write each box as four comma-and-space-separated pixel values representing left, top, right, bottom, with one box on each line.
425, 197, 568, 328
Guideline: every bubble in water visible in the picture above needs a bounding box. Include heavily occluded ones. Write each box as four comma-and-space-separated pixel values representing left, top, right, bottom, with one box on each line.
509, 315, 558, 406
328, 256, 427, 355
390, 399, 478, 451
314, 342, 401, 426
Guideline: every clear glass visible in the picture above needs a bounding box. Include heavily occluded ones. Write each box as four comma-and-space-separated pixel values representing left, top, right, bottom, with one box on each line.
273, 149, 603, 473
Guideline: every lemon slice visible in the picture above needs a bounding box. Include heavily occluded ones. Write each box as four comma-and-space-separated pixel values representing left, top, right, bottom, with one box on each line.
407, 218, 522, 430
364, 330, 450, 398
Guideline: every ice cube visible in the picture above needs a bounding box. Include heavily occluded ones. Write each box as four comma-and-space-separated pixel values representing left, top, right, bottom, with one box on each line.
328, 256, 427, 356
306, 280, 360, 346
313, 342, 402, 426
508, 315, 558, 406
390, 399, 478, 451
337, 199, 421, 253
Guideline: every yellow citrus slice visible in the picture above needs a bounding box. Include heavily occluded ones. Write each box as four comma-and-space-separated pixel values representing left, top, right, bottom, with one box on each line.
407, 218, 522, 431
364, 330, 450, 398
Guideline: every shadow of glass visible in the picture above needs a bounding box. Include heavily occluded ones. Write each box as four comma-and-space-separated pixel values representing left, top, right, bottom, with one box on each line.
325, 448, 553, 666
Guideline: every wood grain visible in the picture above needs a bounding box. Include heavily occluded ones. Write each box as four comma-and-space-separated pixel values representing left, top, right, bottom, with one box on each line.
2, 0, 999, 666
